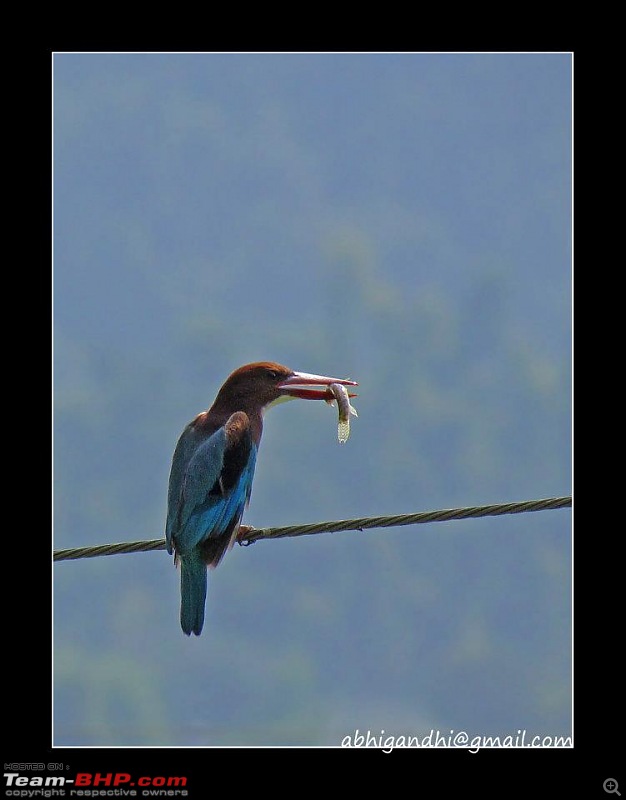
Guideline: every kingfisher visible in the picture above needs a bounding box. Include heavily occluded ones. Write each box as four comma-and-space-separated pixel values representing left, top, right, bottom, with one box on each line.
166, 361, 358, 635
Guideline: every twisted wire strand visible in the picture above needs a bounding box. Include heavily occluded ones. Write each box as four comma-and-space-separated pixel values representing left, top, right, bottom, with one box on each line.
53, 496, 571, 562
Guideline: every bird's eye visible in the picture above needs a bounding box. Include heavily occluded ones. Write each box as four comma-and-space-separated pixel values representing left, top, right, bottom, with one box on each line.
266, 369, 278, 380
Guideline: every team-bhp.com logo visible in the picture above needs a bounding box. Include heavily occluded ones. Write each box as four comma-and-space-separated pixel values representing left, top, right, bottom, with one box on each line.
4, 772, 188, 796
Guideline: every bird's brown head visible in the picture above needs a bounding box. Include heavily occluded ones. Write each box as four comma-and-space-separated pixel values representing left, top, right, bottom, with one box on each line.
211, 361, 357, 414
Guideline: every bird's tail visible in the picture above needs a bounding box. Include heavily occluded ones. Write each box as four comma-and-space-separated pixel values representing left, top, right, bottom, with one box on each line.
179, 551, 207, 636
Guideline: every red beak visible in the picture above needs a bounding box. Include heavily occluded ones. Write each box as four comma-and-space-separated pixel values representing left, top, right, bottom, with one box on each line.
278, 371, 358, 400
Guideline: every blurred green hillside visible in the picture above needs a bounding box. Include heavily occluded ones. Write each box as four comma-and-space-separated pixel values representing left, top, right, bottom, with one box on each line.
53, 53, 571, 746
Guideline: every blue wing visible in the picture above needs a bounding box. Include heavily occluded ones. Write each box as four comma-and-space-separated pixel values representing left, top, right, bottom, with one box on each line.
166, 412, 257, 562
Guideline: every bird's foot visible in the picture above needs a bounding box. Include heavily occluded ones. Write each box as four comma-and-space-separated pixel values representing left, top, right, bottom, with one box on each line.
237, 524, 256, 546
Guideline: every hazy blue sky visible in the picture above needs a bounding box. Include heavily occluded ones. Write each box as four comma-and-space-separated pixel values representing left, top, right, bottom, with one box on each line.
53, 52, 572, 752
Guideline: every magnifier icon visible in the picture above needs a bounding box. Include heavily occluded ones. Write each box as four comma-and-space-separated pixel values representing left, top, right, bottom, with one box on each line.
604, 779, 621, 796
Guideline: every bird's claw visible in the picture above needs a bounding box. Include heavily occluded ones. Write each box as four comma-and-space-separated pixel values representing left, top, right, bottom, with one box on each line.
237, 524, 256, 546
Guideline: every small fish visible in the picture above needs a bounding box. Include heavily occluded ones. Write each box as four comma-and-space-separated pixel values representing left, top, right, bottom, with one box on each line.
326, 382, 358, 443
